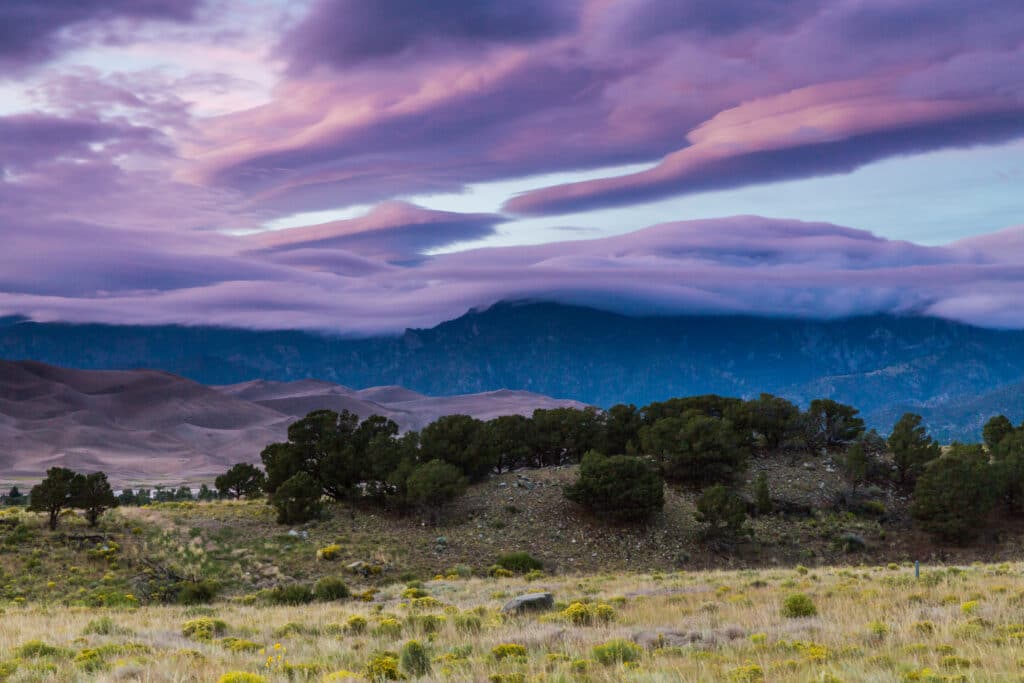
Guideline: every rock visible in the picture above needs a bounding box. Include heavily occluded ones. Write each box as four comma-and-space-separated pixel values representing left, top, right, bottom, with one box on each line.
501, 592, 554, 615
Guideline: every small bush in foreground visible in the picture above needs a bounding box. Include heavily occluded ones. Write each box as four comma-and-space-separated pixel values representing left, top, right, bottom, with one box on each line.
82, 616, 133, 636
373, 618, 402, 638
182, 617, 229, 641
781, 593, 817, 618
491, 643, 527, 660
365, 651, 403, 680
592, 639, 642, 666
399, 640, 431, 677
345, 615, 368, 634
216, 673, 267, 683
14, 640, 70, 659
728, 664, 765, 682
561, 601, 616, 625
220, 637, 262, 653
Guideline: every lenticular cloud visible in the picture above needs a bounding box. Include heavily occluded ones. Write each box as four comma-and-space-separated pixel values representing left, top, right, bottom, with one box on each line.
3, 214, 1024, 334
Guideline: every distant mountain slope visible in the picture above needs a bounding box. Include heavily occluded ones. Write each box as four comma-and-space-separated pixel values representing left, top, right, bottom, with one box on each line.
0, 360, 585, 484
4, 302, 1024, 440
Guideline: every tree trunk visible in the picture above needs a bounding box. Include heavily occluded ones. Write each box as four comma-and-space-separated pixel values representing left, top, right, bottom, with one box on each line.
48, 508, 59, 530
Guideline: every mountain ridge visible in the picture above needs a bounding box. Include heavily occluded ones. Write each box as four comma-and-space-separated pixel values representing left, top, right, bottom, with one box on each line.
4, 301, 1024, 440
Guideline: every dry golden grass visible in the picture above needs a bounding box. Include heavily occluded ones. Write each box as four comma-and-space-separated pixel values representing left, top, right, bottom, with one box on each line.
2, 562, 1024, 681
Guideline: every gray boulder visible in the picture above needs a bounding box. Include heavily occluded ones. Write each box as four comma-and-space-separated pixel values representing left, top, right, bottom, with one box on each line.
501, 592, 554, 615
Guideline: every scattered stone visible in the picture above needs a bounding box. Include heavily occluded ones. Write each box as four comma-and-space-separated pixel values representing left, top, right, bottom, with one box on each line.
501, 592, 554, 615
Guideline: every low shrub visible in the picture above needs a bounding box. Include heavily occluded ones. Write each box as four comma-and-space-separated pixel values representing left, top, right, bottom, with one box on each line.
317, 544, 343, 561
913, 620, 936, 635
728, 664, 765, 682
82, 617, 133, 636
405, 614, 444, 634
265, 584, 315, 605
454, 613, 482, 633
177, 579, 220, 605
365, 651, 403, 680
941, 655, 971, 669
273, 622, 316, 638
314, 577, 351, 601
218, 638, 262, 653
373, 618, 403, 639
491, 643, 528, 660
487, 565, 514, 578
14, 640, 71, 659
216, 674, 268, 683
560, 601, 616, 625
73, 649, 107, 672
345, 615, 368, 634
781, 593, 817, 618
399, 640, 431, 677
592, 639, 642, 666
495, 552, 543, 573
182, 617, 229, 641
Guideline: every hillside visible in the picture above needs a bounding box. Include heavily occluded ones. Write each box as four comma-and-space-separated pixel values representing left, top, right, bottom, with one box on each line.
0, 360, 585, 484
5, 303, 1024, 440
3, 461, 1024, 680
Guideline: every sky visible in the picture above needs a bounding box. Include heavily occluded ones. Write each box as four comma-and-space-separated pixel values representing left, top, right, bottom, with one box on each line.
1, 0, 1023, 334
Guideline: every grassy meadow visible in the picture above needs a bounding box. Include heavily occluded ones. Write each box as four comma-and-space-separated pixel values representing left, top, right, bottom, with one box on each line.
2, 559, 1024, 681
2, 464, 1023, 682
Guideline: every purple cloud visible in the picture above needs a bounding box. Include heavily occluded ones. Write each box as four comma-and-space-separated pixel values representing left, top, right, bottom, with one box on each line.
612, 0, 824, 39
248, 202, 507, 263
0, 0, 201, 69
0, 219, 282, 297
505, 105, 1024, 215
281, 0, 579, 73
188, 0, 1024, 216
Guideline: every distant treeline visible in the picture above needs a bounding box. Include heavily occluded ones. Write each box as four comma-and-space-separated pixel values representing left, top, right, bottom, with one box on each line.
9, 392, 1024, 545
2, 482, 228, 508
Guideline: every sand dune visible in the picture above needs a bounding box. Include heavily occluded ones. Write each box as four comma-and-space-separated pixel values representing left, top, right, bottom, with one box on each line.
0, 360, 586, 485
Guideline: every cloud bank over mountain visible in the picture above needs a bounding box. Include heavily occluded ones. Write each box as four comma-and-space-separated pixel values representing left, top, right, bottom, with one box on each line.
4, 212, 1024, 333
